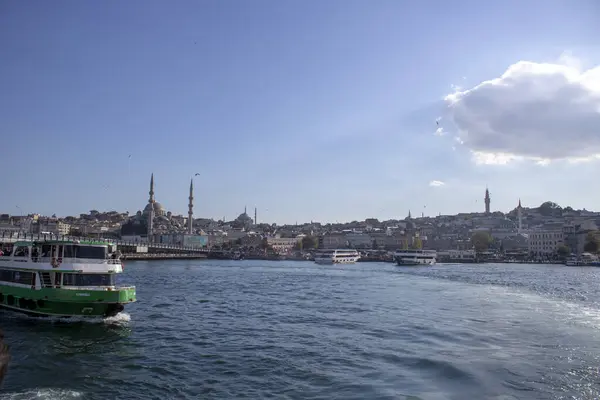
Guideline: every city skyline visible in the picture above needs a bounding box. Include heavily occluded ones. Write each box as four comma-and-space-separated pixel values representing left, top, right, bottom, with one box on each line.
1, 1, 598, 224
2, 175, 595, 225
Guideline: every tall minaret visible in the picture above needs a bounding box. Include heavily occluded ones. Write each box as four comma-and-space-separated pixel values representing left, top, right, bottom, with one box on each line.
188, 178, 194, 235
484, 187, 491, 215
517, 198, 522, 233
254, 207, 257, 225
147, 173, 155, 241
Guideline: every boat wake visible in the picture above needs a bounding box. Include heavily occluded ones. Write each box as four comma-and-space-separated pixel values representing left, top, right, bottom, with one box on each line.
1, 310, 131, 326
102, 312, 131, 325
0, 388, 82, 399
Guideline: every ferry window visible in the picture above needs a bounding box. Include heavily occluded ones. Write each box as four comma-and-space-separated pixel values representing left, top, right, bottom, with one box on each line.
74, 246, 107, 259
63, 245, 75, 258
41, 245, 52, 257
13, 246, 29, 257
63, 273, 114, 286
0, 269, 34, 284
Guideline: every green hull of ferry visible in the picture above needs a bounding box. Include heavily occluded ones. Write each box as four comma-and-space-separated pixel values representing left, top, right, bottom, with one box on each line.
0, 283, 136, 317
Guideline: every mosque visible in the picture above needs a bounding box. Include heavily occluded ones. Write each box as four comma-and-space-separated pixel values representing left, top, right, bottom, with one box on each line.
120, 174, 207, 247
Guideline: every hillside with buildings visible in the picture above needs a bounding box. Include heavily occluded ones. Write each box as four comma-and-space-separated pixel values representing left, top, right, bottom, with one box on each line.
1, 179, 599, 261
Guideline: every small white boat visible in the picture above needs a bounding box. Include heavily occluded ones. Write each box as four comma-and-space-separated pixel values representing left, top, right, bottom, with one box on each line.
314, 249, 360, 265
437, 249, 476, 263
393, 249, 437, 266
566, 252, 600, 266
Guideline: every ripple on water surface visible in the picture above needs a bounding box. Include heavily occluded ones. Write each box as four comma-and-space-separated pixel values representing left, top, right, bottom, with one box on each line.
1, 261, 600, 399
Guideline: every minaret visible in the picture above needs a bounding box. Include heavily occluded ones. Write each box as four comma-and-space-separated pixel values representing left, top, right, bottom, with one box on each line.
484, 187, 491, 215
407, 210, 412, 219
147, 173, 155, 241
517, 198, 522, 233
188, 179, 194, 235
254, 207, 257, 225
149, 173, 155, 203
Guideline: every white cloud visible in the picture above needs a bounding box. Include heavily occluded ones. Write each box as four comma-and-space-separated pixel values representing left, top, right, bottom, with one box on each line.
450, 83, 463, 92
445, 57, 600, 165
429, 180, 445, 187
471, 152, 519, 165
434, 127, 445, 136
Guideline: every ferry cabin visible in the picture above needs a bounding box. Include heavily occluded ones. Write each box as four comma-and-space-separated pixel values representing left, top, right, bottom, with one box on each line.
437, 249, 476, 263
314, 249, 360, 264
0, 240, 122, 291
394, 249, 437, 265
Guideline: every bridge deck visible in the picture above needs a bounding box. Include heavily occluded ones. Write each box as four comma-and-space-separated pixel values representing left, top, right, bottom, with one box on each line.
0, 231, 209, 253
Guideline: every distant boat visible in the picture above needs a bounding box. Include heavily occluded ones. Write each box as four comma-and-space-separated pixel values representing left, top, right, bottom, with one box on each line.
314, 249, 360, 265
437, 249, 476, 264
566, 252, 600, 267
393, 249, 437, 266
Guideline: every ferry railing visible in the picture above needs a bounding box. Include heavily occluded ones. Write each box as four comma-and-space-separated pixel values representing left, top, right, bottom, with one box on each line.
24, 257, 124, 265
61, 285, 136, 291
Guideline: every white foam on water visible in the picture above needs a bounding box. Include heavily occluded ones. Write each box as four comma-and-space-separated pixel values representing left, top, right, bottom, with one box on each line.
483, 284, 600, 332
103, 312, 131, 325
1, 310, 132, 326
0, 388, 82, 400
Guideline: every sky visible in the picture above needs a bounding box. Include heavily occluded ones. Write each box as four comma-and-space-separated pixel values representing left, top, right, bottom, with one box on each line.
1, 0, 599, 224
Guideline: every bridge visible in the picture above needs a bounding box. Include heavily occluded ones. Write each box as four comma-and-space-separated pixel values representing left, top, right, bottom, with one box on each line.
0, 230, 211, 256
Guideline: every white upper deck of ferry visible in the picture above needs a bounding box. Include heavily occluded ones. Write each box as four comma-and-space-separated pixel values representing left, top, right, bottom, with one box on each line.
0, 240, 123, 274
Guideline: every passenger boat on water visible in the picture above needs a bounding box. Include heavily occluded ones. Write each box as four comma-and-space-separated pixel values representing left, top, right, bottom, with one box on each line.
565, 252, 600, 267
393, 249, 437, 266
0, 239, 135, 318
314, 249, 360, 265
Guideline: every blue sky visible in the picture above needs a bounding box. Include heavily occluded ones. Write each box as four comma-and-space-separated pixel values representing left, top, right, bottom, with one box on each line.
1, 0, 598, 223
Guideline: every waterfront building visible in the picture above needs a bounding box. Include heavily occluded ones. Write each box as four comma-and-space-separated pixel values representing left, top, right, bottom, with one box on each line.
527, 225, 564, 256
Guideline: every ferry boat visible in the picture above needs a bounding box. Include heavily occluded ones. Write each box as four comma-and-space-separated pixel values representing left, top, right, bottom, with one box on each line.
314, 249, 360, 265
566, 252, 600, 267
0, 239, 136, 318
393, 249, 437, 266
437, 249, 476, 264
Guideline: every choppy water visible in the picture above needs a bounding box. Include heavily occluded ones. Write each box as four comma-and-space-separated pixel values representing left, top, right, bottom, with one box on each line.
2, 261, 600, 400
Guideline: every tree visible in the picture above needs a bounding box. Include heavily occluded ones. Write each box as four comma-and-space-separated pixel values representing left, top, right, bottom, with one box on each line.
584, 240, 598, 253
583, 232, 600, 253
260, 237, 269, 249
401, 238, 410, 250
301, 235, 317, 250
471, 231, 492, 253
556, 245, 570, 259
538, 201, 562, 217
411, 237, 422, 250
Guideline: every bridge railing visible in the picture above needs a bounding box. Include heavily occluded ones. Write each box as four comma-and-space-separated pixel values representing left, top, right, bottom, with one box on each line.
0, 230, 210, 253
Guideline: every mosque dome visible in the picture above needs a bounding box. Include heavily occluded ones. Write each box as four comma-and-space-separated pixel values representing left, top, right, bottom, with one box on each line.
236, 212, 252, 223
143, 202, 166, 217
